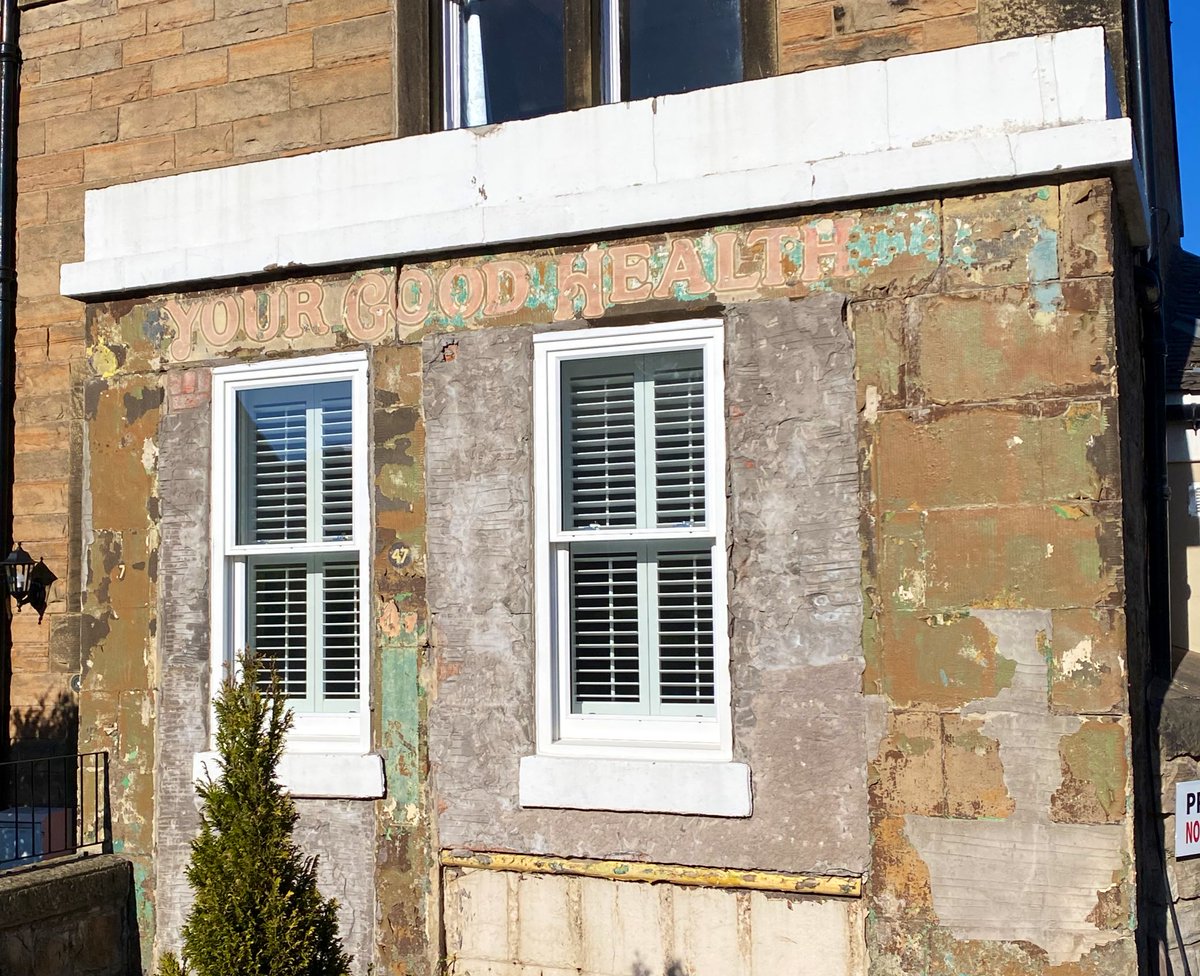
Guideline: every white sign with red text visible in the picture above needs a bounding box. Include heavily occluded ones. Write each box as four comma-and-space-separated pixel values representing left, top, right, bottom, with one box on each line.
1177, 780, 1200, 859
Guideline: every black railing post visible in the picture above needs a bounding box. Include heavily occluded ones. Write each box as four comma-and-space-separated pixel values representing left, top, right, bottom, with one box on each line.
76, 749, 83, 849
0, 751, 107, 869
101, 751, 111, 855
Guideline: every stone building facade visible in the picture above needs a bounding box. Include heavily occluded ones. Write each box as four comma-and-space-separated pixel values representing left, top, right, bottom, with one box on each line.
4, 0, 1189, 974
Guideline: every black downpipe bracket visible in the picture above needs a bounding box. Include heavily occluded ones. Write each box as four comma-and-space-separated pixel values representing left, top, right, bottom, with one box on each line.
0, 0, 19, 772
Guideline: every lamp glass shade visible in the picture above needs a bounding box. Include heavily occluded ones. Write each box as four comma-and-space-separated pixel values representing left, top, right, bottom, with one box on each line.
2, 543, 34, 602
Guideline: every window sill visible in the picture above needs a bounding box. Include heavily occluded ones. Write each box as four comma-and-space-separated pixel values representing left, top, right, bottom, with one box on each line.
193, 751, 385, 800
518, 755, 751, 817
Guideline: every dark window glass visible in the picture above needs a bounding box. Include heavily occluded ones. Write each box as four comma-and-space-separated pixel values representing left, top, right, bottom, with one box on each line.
625, 0, 742, 101
466, 0, 565, 124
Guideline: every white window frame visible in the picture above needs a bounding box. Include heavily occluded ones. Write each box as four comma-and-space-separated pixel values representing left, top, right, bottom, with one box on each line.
532, 320, 732, 763
209, 351, 372, 756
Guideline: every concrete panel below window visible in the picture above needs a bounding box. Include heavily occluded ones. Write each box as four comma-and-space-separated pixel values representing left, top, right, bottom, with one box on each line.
442, 866, 865, 976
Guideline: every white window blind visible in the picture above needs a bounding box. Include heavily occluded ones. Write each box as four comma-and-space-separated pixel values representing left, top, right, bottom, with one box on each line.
250, 560, 308, 698
565, 368, 637, 529
234, 381, 361, 715
321, 393, 354, 541
570, 548, 640, 705
654, 362, 706, 527
245, 394, 307, 543
656, 548, 715, 705
560, 350, 715, 719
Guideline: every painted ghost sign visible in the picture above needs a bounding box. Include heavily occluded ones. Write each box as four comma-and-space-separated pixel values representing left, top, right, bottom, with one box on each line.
162, 268, 397, 362
403, 209, 939, 331
150, 207, 941, 363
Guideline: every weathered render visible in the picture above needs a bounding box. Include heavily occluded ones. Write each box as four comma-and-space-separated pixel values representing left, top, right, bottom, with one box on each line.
69, 175, 1145, 973
2, 0, 1182, 973
859, 182, 1140, 975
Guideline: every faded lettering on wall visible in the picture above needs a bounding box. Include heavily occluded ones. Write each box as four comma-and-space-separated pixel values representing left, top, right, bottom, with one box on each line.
158, 210, 939, 363
163, 269, 397, 362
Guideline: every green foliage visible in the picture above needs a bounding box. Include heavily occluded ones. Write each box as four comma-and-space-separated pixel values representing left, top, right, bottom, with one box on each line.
159, 654, 352, 976
158, 954, 187, 976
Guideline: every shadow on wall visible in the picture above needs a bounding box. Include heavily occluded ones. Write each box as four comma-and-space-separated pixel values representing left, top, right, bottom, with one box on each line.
9, 692, 79, 764
632, 960, 687, 975
5, 693, 80, 812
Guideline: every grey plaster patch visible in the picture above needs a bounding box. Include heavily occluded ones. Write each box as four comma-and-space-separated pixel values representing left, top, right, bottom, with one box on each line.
152, 373, 376, 974
426, 295, 868, 874
905, 609, 1125, 965
153, 388, 214, 957
294, 800, 378, 971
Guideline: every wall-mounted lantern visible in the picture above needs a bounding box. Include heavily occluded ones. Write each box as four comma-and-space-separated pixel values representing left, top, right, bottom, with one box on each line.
1, 543, 56, 623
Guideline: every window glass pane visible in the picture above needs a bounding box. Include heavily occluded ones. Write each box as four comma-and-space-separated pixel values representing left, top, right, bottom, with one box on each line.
238, 390, 308, 544
251, 561, 308, 700
571, 549, 641, 708
626, 0, 742, 101
236, 382, 353, 545
657, 548, 715, 705
322, 560, 360, 702
564, 366, 638, 529
320, 390, 354, 541
653, 354, 705, 527
462, 0, 565, 125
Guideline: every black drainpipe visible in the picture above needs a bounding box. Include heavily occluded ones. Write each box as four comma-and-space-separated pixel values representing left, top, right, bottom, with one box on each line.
0, 0, 19, 772
1127, 2, 1190, 975
1129, 0, 1168, 679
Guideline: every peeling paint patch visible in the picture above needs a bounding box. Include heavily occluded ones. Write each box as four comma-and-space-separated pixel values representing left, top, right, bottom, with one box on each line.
1049, 609, 1125, 714
1050, 721, 1127, 824
1027, 226, 1061, 284
904, 610, 1126, 964
141, 438, 158, 475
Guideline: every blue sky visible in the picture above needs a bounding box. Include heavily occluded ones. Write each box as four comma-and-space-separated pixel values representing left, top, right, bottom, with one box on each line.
1174, 2, 1199, 251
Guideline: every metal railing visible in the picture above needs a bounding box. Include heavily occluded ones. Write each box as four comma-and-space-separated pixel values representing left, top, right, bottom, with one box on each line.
0, 751, 111, 870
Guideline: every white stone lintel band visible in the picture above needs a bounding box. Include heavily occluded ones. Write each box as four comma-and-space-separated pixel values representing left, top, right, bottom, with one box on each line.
61, 26, 1144, 299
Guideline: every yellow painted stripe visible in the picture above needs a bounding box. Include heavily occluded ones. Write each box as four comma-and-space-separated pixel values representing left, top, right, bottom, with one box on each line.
440, 850, 861, 898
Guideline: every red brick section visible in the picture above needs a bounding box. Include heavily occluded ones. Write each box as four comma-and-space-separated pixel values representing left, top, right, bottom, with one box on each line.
9, 0, 396, 741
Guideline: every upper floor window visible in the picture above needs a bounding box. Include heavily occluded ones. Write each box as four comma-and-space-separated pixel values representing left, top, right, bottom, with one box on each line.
443, 0, 567, 127
440, 0, 753, 129
621, 0, 742, 101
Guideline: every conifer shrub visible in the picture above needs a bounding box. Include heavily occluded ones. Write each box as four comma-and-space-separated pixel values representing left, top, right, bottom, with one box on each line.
159, 654, 352, 976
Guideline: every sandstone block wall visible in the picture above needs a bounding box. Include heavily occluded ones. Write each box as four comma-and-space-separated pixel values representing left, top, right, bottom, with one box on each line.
858, 182, 1140, 974
10, 1, 403, 966
776, 0, 1127, 85
10, 0, 400, 770
83, 268, 434, 975
9, 0, 1166, 766
9, 0, 1165, 770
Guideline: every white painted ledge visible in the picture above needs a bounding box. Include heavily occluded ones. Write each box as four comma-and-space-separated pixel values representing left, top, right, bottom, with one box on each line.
61, 26, 1143, 299
519, 755, 752, 817
193, 751, 385, 800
